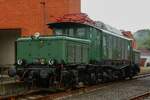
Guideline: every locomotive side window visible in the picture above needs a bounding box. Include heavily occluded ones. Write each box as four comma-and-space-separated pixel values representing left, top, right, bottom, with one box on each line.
115, 38, 118, 59
67, 44, 75, 63
55, 29, 63, 35
76, 27, 86, 38
113, 36, 118, 59
89, 27, 93, 39
123, 40, 126, 59
68, 28, 74, 37
75, 45, 82, 63
127, 42, 131, 59
96, 30, 101, 60
54, 26, 87, 39
106, 35, 109, 59
103, 34, 107, 59
126, 41, 129, 59
82, 46, 89, 63
112, 36, 115, 59
118, 38, 122, 59
117, 38, 120, 59
63, 28, 69, 36
124, 41, 128, 59
119, 38, 124, 59
108, 35, 112, 59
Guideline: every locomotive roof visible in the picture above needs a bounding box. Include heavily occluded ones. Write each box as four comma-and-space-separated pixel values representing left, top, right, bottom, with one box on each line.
48, 22, 132, 41
17, 36, 91, 44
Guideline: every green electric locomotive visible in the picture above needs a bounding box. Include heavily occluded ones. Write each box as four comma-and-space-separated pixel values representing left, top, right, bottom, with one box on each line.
10, 21, 140, 88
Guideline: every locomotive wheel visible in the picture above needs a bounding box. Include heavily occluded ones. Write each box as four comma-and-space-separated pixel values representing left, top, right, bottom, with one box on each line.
107, 69, 114, 81
129, 71, 133, 79
39, 78, 50, 88
128, 67, 134, 79
61, 70, 77, 89
118, 69, 126, 80
102, 69, 114, 82
85, 68, 97, 85
39, 70, 50, 88
89, 72, 97, 85
101, 71, 108, 83
129, 75, 133, 79
112, 70, 119, 80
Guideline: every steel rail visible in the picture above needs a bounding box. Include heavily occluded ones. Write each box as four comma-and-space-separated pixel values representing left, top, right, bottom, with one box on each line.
129, 92, 150, 100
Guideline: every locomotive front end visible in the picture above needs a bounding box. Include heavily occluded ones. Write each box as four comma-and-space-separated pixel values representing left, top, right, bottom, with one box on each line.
14, 36, 66, 87
12, 34, 90, 88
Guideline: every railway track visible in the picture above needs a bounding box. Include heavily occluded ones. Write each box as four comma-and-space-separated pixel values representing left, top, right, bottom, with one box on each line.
130, 92, 150, 100
1, 73, 150, 100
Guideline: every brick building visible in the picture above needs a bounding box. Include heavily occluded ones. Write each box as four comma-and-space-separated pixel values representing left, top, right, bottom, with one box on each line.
0, 0, 81, 65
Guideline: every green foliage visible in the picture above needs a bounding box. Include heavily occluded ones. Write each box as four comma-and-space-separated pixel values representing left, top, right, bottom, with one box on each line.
134, 29, 150, 49
143, 33, 150, 49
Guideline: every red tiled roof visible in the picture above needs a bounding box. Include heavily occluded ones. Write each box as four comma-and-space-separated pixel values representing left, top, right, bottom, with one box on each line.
55, 13, 96, 25
121, 31, 137, 49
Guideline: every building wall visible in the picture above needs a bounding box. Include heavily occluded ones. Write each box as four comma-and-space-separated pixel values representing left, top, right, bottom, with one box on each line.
0, 0, 80, 65
68, 0, 81, 13
0, 0, 81, 36
0, 29, 20, 65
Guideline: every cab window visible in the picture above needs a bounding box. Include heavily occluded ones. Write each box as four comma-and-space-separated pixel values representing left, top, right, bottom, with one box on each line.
54, 29, 63, 35
76, 28, 86, 38
54, 27, 86, 38
54, 28, 72, 36
68, 28, 74, 37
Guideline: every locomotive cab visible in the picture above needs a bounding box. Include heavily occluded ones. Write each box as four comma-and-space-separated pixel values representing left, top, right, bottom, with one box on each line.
49, 22, 89, 39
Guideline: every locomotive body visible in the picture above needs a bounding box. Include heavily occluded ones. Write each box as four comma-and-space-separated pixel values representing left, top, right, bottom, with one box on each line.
13, 22, 140, 88
16, 36, 90, 65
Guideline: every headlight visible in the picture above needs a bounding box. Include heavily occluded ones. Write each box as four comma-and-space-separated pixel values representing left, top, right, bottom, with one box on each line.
17, 59, 23, 65
35, 59, 40, 64
48, 59, 54, 65
40, 59, 45, 65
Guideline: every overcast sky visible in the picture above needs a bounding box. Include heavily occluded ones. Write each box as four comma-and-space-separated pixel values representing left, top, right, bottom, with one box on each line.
81, 0, 150, 32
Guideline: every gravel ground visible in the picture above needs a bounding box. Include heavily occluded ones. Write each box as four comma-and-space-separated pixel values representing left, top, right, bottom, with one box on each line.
140, 67, 150, 74
64, 77, 150, 100
144, 96, 150, 100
